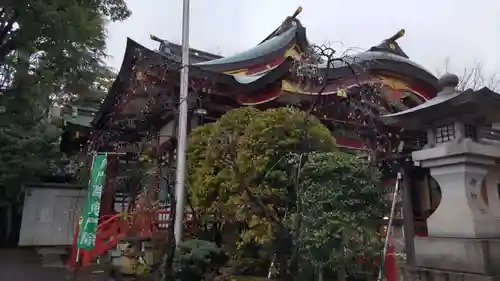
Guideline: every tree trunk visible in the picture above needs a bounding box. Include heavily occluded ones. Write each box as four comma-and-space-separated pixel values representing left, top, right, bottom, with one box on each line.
221, 223, 238, 256
337, 232, 347, 281
6, 203, 12, 244
290, 154, 304, 281
275, 225, 293, 281
318, 267, 324, 281
337, 265, 346, 281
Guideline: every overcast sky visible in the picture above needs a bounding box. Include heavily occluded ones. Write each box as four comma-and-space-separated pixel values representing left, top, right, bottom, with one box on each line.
106, 0, 500, 78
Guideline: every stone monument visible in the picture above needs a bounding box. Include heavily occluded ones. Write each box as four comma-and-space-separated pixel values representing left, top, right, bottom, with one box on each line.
381, 74, 500, 281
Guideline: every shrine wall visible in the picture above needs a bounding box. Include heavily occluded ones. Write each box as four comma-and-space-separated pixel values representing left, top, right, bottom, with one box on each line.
158, 120, 176, 144
18, 186, 86, 246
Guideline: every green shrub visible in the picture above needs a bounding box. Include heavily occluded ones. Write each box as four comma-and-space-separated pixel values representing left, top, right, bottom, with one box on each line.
172, 239, 227, 281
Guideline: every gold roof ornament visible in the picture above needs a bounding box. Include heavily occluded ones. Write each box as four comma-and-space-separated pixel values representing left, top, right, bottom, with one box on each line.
292, 6, 303, 18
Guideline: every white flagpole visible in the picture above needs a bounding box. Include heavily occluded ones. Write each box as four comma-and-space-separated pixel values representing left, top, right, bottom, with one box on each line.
173, 0, 190, 246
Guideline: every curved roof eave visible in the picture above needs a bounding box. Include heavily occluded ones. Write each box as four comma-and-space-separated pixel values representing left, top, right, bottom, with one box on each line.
317, 50, 438, 90
187, 57, 293, 90
194, 22, 308, 73
383, 87, 500, 120
259, 18, 309, 50
194, 27, 296, 71
380, 88, 500, 129
353, 51, 433, 74
92, 38, 141, 128
222, 58, 293, 94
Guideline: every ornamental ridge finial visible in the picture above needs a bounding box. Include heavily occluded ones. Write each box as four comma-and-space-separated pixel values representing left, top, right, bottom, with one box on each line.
388, 29, 405, 43
292, 6, 303, 18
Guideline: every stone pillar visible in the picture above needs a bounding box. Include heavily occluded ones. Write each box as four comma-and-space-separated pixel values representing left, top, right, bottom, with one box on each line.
409, 139, 500, 280
379, 73, 500, 281
426, 163, 491, 238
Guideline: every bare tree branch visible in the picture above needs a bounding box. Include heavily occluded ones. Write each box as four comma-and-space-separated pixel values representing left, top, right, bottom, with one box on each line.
436, 59, 499, 91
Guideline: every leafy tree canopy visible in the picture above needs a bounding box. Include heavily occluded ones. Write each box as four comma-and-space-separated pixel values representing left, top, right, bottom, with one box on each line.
0, 0, 128, 104
187, 107, 336, 276
0, 0, 130, 200
188, 107, 389, 279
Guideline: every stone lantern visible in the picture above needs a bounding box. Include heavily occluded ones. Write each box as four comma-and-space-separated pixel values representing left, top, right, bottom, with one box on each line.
381, 74, 500, 281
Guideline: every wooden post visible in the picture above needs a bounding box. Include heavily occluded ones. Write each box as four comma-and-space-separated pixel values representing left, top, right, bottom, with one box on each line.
401, 167, 416, 265
318, 268, 324, 281
5, 203, 11, 245
100, 154, 117, 217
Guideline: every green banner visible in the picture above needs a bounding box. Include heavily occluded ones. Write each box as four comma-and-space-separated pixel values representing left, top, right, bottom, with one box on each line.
77, 153, 108, 250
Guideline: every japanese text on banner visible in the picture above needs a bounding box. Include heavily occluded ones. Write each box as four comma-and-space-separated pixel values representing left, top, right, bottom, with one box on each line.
77, 153, 107, 250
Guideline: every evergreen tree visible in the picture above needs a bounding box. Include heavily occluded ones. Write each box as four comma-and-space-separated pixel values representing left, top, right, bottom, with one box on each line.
0, 0, 130, 201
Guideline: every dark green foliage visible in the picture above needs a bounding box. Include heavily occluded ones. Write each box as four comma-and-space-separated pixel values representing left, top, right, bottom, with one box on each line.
172, 239, 226, 281
297, 152, 388, 277
0, 112, 60, 200
188, 107, 336, 277
187, 107, 388, 279
0, 0, 128, 96
0, 0, 129, 201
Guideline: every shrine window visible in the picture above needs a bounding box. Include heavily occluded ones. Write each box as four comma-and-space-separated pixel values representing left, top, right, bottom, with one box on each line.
434, 124, 455, 143
464, 124, 478, 140
496, 183, 500, 205
428, 176, 441, 211
480, 180, 489, 206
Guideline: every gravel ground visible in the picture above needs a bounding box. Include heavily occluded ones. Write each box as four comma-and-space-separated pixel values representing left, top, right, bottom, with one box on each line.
0, 249, 69, 281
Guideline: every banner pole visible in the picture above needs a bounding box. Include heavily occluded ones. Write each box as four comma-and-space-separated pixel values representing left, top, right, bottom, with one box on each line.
75, 248, 80, 264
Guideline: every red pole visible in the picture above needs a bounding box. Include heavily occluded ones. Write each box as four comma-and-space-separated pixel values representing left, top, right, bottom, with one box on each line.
384, 235, 398, 281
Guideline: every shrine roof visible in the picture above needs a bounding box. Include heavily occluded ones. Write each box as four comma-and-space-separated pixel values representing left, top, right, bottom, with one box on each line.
381, 76, 500, 129
350, 51, 437, 89
348, 51, 432, 74
229, 65, 281, 84
62, 105, 98, 128
156, 41, 223, 63
63, 114, 95, 127
92, 38, 293, 127
93, 8, 440, 128
195, 21, 307, 72
197, 28, 297, 66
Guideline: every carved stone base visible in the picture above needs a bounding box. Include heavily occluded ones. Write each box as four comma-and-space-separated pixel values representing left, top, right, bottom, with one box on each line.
406, 266, 500, 281
414, 236, 500, 275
